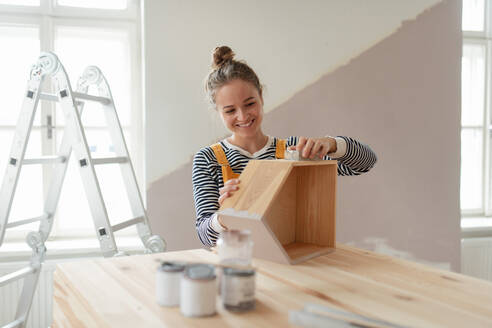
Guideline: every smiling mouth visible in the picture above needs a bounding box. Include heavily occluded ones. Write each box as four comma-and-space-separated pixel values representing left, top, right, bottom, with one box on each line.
236, 119, 255, 127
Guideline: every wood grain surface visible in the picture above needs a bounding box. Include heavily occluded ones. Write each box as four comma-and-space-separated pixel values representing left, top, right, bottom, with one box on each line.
219, 159, 337, 264
52, 244, 492, 327
295, 164, 337, 247
220, 160, 294, 214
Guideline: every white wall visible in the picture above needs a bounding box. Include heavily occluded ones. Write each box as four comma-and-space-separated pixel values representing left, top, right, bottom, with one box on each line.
143, 0, 440, 183
143, 0, 462, 271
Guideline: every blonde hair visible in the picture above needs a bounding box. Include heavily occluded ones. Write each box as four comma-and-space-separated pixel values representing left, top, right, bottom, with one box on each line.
204, 46, 262, 108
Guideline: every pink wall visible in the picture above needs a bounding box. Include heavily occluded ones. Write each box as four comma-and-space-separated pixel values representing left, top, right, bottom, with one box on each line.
148, 0, 462, 270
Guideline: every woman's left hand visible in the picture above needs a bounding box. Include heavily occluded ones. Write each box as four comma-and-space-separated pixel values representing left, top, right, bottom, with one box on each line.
288, 136, 336, 159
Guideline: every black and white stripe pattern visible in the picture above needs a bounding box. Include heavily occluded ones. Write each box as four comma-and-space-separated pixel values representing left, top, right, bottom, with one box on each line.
192, 136, 377, 247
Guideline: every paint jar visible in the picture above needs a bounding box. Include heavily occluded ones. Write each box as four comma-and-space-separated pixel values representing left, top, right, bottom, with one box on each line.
217, 229, 253, 267
216, 229, 254, 294
221, 267, 256, 312
156, 261, 185, 307
180, 264, 217, 317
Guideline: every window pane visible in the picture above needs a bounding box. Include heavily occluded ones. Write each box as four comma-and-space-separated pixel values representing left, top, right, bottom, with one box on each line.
56, 155, 95, 234
0, 129, 14, 182
0, 26, 40, 126
0, 128, 42, 183
54, 26, 131, 127
0, 126, 42, 171
2, 129, 44, 232
55, 129, 133, 235
84, 128, 114, 154
57, 0, 127, 10
95, 163, 133, 226
123, 129, 132, 156
0, 0, 39, 6
489, 132, 492, 213
461, 128, 483, 210
462, 0, 485, 32
462, 43, 485, 126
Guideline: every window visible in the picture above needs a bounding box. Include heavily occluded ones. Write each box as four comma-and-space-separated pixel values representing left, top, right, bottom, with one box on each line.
0, 0, 142, 242
461, 0, 492, 218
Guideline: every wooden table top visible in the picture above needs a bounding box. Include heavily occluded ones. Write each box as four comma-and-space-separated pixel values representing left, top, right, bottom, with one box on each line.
52, 244, 492, 327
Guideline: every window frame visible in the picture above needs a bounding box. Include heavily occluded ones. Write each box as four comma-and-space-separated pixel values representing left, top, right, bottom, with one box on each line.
462, 0, 492, 218
0, 0, 144, 241
0, 0, 139, 20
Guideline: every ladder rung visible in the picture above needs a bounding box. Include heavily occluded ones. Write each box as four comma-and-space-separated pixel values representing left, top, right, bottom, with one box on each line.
72, 92, 111, 105
39, 92, 59, 102
0, 266, 35, 287
92, 157, 128, 165
23, 156, 66, 165
111, 216, 144, 232
40, 91, 111, 105
6, 215, 48, 229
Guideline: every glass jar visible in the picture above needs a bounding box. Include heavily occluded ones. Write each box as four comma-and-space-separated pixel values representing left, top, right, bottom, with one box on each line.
221, 267, 256, 312
216, 229, 253, 267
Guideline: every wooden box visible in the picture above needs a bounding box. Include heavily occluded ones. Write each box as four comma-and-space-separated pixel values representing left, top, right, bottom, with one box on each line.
218, 160, 337, 264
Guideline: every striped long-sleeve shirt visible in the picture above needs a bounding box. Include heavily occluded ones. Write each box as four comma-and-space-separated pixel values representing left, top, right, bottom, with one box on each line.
192, 136, 377, 247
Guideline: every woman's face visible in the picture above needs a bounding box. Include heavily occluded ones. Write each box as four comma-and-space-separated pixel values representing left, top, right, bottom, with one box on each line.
215, 79, 264, 139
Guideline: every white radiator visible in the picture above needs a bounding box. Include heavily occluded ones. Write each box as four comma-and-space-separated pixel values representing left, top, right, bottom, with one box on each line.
0, 262, 55, 328
461, 237, 492, 281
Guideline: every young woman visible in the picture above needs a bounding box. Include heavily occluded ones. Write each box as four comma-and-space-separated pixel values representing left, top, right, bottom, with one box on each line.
192, 46, 377, 247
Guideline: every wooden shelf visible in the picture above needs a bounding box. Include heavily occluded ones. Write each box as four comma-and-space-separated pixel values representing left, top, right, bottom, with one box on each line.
219, 159, 337, 264
283, 242, 334, 263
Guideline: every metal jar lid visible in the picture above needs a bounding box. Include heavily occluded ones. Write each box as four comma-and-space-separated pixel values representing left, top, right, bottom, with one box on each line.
184, 264, 216, 281
158, 261, 185, 273
223, 267, 255, 277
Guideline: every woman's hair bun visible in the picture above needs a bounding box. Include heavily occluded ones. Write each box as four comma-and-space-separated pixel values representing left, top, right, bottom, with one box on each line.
212, 46, 235, 69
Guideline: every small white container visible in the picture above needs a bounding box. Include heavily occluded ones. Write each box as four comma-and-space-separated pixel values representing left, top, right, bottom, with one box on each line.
156, 261, 185, 307
180, 264, 217, 317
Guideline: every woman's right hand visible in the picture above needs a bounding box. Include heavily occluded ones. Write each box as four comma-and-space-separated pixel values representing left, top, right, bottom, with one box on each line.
218, 179, 240, 206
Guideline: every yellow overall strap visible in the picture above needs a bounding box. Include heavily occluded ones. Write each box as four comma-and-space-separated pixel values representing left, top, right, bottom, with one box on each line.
211, 143, 240, 183
275, 139, 286, 159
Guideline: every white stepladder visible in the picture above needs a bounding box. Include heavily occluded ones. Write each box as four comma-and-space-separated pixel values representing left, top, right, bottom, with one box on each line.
0, 52, 166, 328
